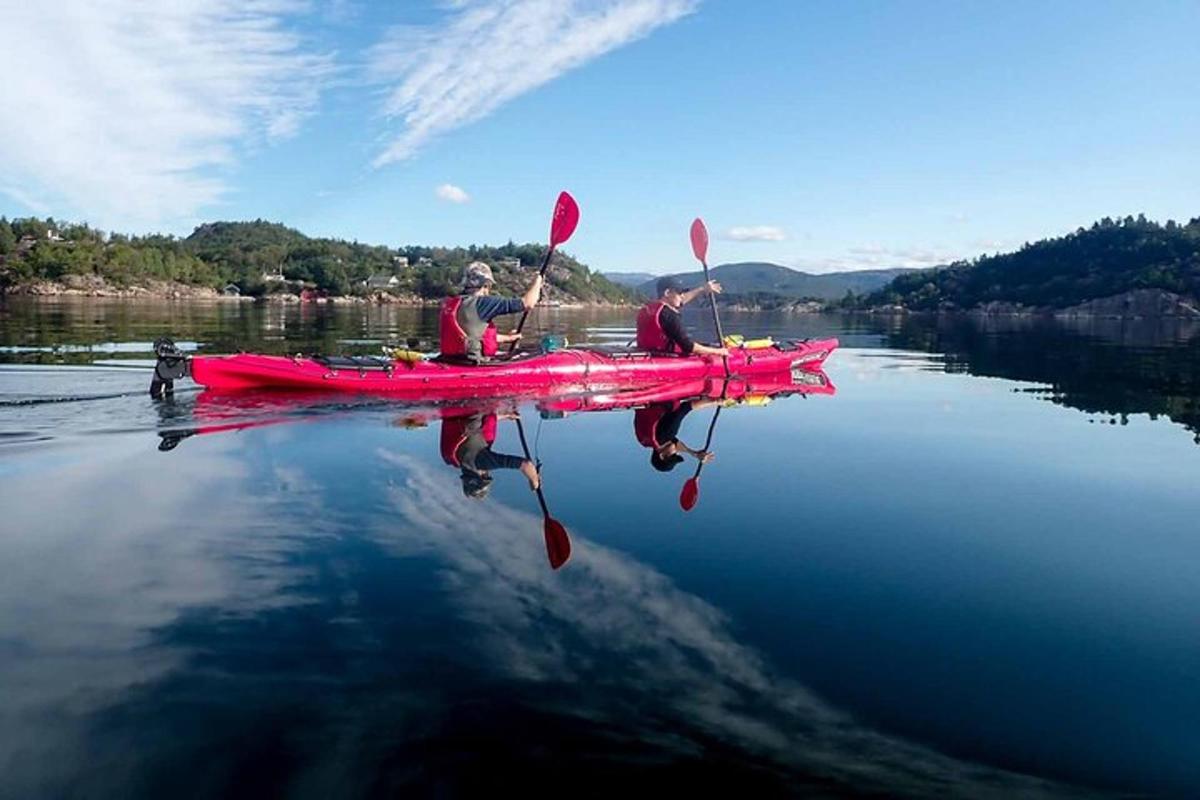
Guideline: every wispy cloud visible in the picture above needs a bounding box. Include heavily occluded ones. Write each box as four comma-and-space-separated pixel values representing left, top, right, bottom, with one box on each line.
0, 1, 333, 229
435, 183, 471, 203
366, 0, 698, 166
723, 225, 787, 242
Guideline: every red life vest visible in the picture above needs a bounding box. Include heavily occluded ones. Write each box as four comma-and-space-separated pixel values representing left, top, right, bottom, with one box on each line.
440, 296, 498, 358
634, 403, 679, 448
635, 301, 682, 354
440, 413, 498, 466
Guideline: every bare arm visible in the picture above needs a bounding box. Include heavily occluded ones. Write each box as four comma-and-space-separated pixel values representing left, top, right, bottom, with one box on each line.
691, 342, 729, 357
681, 280, 722, 306
519, 459, 541, 490
521, 274, 545, 311
676, 441, 716, 464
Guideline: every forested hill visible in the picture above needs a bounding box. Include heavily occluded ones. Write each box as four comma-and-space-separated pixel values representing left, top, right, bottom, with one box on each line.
0, 217, 636, 303
866, 215, 1200, 311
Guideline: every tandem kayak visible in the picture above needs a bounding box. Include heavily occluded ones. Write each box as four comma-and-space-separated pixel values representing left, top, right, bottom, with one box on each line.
157, 364, 835, 451
158, 337, 838, 399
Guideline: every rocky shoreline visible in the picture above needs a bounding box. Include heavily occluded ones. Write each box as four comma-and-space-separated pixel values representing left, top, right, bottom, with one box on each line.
0, 276, 631, 308
7, 280, 1193, 318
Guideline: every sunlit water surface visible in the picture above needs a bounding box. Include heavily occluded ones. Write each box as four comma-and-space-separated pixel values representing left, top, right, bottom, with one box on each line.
1, 298, 1198, 798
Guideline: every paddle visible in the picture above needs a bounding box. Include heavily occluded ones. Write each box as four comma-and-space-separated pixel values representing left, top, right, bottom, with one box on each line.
690, 217, 729, 377
508, 191, 581, 355
680, 379, 729, 512
514, 414, 572, 570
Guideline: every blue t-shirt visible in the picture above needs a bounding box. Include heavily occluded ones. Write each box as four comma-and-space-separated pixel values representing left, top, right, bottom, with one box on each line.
468, 295, 526, 322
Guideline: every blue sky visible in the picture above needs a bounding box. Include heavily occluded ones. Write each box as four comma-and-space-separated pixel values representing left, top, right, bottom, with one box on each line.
0, 1, 1196, 274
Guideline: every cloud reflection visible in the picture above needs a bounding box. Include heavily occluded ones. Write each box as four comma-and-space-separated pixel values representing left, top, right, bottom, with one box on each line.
0, 431, 1100, 797
0, 435, 318, 793
374, 451, 1095, 798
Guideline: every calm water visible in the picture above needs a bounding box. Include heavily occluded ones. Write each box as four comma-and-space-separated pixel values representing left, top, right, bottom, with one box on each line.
1, 298, 1198, 798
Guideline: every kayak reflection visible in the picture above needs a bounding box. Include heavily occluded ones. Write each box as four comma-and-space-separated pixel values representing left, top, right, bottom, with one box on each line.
154, 367, 835, 568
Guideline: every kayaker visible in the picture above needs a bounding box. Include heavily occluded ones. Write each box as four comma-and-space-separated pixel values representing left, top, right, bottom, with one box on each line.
440, 409, 540, 498
636, 276, 730, 357
634, 397, 721, 472
440, 261, 543, 362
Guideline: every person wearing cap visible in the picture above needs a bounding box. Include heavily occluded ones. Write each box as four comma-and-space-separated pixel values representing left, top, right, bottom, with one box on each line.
635, 276, 729, 357
439, 261, 544, 362
634, 396, 722, 472
440, 408, 540, 499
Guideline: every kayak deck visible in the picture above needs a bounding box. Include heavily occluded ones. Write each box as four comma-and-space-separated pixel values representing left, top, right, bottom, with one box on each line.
187, 338, 838, 398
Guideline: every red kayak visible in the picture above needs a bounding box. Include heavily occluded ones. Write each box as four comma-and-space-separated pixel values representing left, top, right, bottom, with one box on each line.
168, 338, 838, 399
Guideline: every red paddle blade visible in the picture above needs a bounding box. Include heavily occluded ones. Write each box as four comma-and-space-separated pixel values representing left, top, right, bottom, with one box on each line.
549, 191, 580, 248
690, 217, 709, 264
544, 518, 571, 570
680, 477, 699, 511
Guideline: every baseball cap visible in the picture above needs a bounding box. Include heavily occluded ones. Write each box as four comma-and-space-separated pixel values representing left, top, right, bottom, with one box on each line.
463, 261, 495, 289
461, 470, 494, 498
650, 449, 686, 472
656, 276, 686, 296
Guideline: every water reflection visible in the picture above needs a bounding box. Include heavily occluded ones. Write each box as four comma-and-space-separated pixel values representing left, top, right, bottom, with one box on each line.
862, 313, 1200, 444
0, 408, 1094, 798
6, 301, 1198, 795
152, 370, 837, 573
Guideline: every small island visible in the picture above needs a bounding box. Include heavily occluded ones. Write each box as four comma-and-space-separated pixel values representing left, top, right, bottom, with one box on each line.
0, 218, 637, 307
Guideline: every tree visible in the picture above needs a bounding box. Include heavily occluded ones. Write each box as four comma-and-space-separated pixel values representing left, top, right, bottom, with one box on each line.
0, 217, 15, 254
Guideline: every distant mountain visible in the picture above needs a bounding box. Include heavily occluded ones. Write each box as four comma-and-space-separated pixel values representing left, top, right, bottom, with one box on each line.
634, 262, 916, 301
602, 271, 657, 288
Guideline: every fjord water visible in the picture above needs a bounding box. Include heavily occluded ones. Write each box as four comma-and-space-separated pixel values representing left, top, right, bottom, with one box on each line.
1, 299, 1197, 798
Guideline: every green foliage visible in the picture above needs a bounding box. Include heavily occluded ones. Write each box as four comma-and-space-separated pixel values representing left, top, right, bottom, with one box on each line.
865, 215, 1200, 310
0, 217, 15, 254
0, 218, 637, 303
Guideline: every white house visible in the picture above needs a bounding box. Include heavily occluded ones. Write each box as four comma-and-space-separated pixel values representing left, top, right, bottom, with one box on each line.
365, 272, 400, 290
392, 255, 409, 268
497, 257, 521, 270
416, 256, 433, 267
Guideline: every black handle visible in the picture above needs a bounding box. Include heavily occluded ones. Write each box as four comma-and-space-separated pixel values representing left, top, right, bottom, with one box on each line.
507, 247, 555, 356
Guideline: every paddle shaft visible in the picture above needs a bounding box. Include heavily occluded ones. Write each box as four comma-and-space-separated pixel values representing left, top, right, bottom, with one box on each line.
699, 257, 729, 376
689, 397, 724, 481
507, 248, 554, 356
514, 414, 551, 516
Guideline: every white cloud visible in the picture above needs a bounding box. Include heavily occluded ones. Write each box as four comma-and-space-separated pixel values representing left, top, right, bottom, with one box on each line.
435, 183, 471, 203
367, 0, 698, 166
791, 244, 962, 274
969, 237, 1014, 252
0, 1, 333, 229
723, 225, 786, 242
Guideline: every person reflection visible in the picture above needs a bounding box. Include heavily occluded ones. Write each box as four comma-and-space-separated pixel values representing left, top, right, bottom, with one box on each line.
440, 409, 540, 499
634, 396, 721, 472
